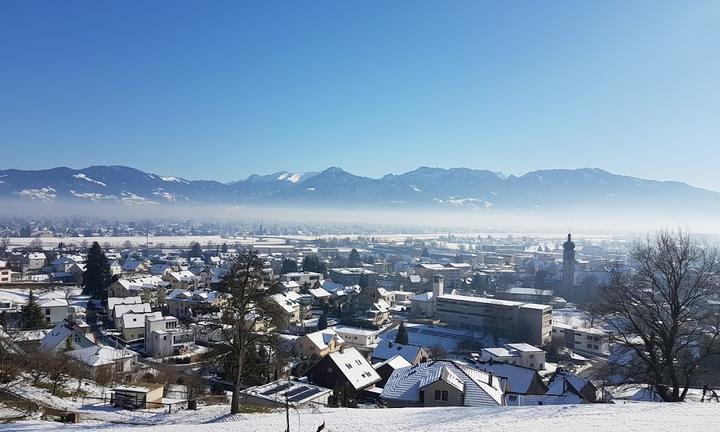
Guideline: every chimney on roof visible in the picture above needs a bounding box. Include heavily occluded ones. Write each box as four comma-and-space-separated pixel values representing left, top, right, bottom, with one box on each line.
388, 341, 392, 348
487, 371, 493, 385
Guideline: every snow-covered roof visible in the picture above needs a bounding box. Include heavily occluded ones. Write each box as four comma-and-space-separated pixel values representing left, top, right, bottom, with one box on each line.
39, 321, 95, 352
308, 287, 331, 298
439, 294, 551, 311
320, 280, 344, 293
502, 287, 553, 297
412, 292, 434, 302
374, 354, 412, 370
108, 296, 142, 312
167, 270, 200, 282
333, 325, 379, 337
241, 380, 332, 406
305, 328, 344, 350
122, 260, 146, 271
546, 370, 592, 397
37, 298, 69, 308
113, 303, 151, 319
271, 293, 298, 314
505, 343, 543, 353
372, 341, 423, 364
66, 345, 136, 367
326, 347, 381, 390
381, 360, 504, 406
122, 311, 162, 329
471, 361, 543, 394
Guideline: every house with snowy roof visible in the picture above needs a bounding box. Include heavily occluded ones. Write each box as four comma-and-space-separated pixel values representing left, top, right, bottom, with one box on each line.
150, 263, 172, 276
481, 343, 546, 370
371, 340, 430, 365
165, 288, 221, 319
108, 259, 122, 276
380, 360, 505, 408
36, 297, 71, 325
106, 275, 169, 304
107, 296, 142, 316
119, 311, 162, 342
468, 359, 547, 395
304, 346, 381, 402
334, 325, 381, 348
65, 345, 137, 384
122, 259, 148, 273
39, 318, 97, 352
307, 287, 332, 305
112, 302, 152, 328
270, 293, 301, 329
295, 328, 345, 359
163, 270, 203, 290
546, 369, 597, 403
373, 355, 412, 387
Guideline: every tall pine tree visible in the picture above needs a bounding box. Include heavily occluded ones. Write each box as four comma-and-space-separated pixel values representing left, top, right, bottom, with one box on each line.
317, 314, 328, 330
348, 249, 361, 268
395, 321, 409, 345
280, 258, 298, 275
189, 242, 203, 258
82, 241, 111, 300
23, 291, 47, 329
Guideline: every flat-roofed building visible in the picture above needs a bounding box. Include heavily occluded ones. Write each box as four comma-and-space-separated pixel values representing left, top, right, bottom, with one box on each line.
329, 268, 377, 288
552, 323, 610, 356
280, 271, 324, 286
436, 294, 552, 347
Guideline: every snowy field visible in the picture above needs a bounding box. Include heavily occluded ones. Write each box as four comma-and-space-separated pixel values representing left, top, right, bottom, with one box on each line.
5, 235, 285, 248
3, 402, 719, 432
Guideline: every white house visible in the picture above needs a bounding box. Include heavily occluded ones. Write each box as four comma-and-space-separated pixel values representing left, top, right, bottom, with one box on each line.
37, 298, 70, 325
552, 323, 610, 356
144, 315, 195, 358
280, 272, 323, 286
65, 345, 137, 383
333, 325, 381, 348
481, 343, 546, 370
39, 318, 97, 352
120, 311, 162, 342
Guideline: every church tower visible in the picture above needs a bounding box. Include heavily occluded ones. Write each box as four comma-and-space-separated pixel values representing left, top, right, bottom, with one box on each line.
562, 233, 576, 297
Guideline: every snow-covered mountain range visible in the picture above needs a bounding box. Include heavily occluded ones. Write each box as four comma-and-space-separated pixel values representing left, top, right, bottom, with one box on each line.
0, 165, 718, 212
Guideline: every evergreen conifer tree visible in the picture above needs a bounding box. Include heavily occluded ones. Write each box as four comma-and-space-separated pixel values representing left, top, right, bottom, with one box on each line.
82, 241, 111, 300
348, 249, 361, 267
317, 314, 328, 330
189, 242, 203, 258
22, 291, 47, 329
395, 321, 409, 345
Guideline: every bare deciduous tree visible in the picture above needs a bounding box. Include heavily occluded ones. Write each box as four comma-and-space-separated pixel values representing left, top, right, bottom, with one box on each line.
594, 230, 720, 401
0, 329, 22, 391
209, 251, 285, 414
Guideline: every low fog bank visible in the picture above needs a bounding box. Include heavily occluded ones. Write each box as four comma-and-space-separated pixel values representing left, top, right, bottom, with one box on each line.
0, 199, 717, 235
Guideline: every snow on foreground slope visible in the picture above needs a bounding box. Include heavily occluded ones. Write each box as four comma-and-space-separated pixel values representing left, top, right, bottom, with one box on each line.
5, 403, 719, 432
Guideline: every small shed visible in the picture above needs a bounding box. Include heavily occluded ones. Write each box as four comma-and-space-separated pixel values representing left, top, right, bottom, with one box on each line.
111, 384, 164, 409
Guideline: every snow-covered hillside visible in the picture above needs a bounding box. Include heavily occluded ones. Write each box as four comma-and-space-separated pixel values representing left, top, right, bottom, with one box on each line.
8, 403, 719, 431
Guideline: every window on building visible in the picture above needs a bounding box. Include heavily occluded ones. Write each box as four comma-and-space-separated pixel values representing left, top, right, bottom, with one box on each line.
441, 390, 448, 401
45, 308, 51, 315
434, 390, 441, 401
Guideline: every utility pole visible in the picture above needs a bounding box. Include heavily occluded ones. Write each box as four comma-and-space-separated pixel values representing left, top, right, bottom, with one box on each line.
285, 381, 290, 432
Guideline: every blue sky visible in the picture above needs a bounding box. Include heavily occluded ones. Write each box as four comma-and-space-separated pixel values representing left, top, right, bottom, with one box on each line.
1, 1, 719, 190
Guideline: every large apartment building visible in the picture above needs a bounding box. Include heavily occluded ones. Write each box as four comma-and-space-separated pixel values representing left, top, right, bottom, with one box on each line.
435, 294, 552, 347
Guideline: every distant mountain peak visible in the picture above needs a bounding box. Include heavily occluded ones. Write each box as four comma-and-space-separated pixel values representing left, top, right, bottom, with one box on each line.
0, 165, 716, 213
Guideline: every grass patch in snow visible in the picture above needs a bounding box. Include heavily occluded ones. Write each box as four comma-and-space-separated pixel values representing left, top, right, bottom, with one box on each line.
32, 381, 88, 399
